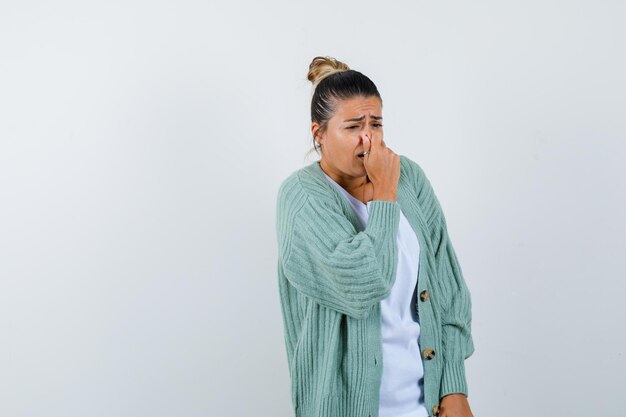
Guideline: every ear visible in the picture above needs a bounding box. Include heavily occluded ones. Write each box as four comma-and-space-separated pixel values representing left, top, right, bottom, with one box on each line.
311, 123, 324, 145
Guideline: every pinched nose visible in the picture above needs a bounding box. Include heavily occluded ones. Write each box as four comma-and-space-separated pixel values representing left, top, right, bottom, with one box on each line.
362, 134, 371, 149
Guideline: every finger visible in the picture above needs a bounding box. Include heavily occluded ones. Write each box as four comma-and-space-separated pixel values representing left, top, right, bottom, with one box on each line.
371, 132, 381, 149
363, 134, 371, 152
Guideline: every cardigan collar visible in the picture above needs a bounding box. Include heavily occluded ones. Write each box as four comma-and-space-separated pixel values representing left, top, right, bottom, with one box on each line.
300, 157, 429, 243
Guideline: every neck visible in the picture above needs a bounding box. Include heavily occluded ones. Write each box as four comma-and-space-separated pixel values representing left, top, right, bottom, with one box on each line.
319, 159, 368, 194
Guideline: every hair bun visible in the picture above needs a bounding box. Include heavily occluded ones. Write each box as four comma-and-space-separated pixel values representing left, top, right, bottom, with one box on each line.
307, 56, 350, 87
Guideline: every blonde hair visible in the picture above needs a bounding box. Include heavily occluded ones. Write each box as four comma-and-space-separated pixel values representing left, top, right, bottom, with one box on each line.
307, 56, 350, 92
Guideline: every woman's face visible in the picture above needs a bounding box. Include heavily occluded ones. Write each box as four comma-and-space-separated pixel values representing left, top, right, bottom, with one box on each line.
313, 95, 383, 180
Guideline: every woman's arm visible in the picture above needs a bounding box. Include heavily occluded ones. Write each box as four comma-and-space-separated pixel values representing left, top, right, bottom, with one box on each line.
403, 156, 475, 398
433, 211, 475, 398
276, 177, 401, 320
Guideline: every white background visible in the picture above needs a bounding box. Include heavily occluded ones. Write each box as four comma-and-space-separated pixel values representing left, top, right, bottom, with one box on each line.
1, 1, 624, 416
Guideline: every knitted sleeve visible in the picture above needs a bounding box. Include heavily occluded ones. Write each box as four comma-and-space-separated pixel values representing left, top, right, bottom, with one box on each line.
434, 212, 475, 398
410, 160, 475, 399
276, 176, 401, 320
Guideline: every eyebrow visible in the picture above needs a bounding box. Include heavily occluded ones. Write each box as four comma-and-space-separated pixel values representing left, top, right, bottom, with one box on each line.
343, 115, 383, 123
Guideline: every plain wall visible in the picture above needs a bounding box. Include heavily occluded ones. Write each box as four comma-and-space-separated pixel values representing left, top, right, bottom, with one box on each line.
1, 1, 624, 416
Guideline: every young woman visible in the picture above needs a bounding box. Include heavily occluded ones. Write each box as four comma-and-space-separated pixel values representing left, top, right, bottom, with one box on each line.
275, 56, 475, 417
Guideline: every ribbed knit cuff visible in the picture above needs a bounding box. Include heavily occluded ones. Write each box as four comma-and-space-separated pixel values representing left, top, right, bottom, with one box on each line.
440, 360, 469, 399
365, 200, 400, 238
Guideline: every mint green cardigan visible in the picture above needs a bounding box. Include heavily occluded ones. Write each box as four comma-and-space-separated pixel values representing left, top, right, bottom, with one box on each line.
275, 155, 474, 417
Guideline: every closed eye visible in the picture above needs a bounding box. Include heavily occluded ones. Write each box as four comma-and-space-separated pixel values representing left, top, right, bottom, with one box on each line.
347, 124, 383, 129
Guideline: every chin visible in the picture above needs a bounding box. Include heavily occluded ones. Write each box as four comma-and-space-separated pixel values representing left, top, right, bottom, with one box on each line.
354, 164, 367, 175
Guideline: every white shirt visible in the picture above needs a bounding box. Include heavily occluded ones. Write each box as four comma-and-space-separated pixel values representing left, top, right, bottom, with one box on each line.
323, 172, 429, 417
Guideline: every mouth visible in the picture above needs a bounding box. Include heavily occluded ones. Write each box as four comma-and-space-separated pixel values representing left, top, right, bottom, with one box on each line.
357, 152, 365, 159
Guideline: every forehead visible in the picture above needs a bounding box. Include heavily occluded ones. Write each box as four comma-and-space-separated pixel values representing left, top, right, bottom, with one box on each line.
334, 96, 381, 118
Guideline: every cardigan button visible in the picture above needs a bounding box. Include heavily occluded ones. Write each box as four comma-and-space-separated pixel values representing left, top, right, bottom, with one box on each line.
422, 348, 436, 360
432, 402, 440, 415
419, 289, 429, 302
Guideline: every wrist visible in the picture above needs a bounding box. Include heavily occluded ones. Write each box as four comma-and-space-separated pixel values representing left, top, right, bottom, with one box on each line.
372, 190, 397, 202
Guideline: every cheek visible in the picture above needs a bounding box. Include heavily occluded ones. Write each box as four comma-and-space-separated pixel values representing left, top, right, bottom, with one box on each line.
329, 130, 359, 155
340, 130, 359, 142
339, 138, 357, 153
